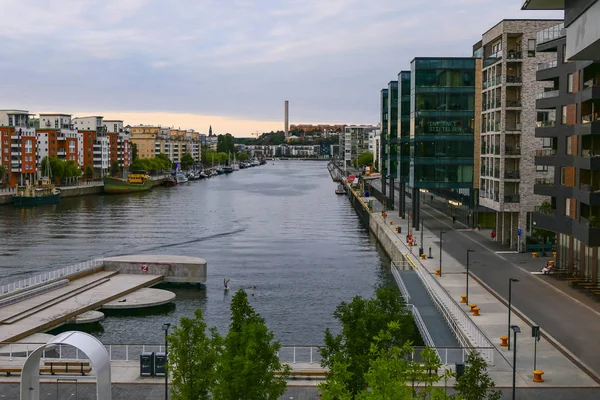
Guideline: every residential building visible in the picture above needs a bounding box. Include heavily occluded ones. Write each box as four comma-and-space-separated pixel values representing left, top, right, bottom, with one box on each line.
369, 129, 381, 169
380, 88, 389, 193
386, 81, 399, 205
522, 0, 600, 61
104, 120, 131, 173
130, 125, 161, 160
408, 57, 476, 228
527, 20, 600, 280
477, 19, 561, 248
397, 71, 412, 217
36, 114, 79, 169
0, 110, 37, 186
340, 125, 380, 170
73, 116, 109, 177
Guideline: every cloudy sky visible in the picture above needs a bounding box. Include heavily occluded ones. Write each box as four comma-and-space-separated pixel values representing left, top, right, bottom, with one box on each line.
0, 0, 560, 136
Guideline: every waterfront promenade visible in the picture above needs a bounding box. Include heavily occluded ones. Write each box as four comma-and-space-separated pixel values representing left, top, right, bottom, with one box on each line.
347, 181, 599, 390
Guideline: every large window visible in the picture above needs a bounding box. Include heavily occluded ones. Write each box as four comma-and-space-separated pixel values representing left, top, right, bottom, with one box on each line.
568, 74, 574, 93
528, 39, 536, 57
562, 106, 568, 125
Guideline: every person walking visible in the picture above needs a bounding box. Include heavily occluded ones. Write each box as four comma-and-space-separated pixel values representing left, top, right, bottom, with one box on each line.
452, 214, 456, 224
491, 230, 497, 241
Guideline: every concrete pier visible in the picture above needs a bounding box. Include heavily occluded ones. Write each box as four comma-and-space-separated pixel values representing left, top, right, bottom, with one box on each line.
103, 255, 207, 284
102, 288, 175, 310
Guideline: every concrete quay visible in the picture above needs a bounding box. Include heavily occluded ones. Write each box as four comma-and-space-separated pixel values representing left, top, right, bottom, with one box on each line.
345, 184, 599, 389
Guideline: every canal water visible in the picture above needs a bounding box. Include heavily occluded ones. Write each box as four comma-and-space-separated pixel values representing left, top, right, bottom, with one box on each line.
0, 161, 393, 345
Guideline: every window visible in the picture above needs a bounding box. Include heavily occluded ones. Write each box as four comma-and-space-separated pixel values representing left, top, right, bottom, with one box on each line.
561, 167, 566, 185
528, 39, 536, 57
568, 74, 574, 93
542, 137, 553, 148
565, 198, 571, 216
567, 136, 572, 154
562, 44, 567, 63
536, 165, 549, 172
562, 106, 567, 125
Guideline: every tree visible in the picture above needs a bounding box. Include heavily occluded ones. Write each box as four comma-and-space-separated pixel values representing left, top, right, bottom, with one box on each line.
110, 161, 120, 177
181, 152, 195, 170
357, 152, 374, 168
320, 287, 420, 396
213, 290, 290, 400
167, 309, 219, 400
236, 152, 249, 162
216, 133, 235, 154
131, 143, 138, 161
156, 153, 172, 170
454, 351, 501, 400
85, 165, 94, 179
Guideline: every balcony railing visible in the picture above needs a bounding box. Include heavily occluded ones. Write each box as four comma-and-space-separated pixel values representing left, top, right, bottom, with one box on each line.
536, 90, 559, 99
537, 22, 566, 45
582, 114, 600, 124
583, 79, 599, 90
580, 216, 600, 228
581, 149, 600, 157
504, 170, 520, 179
494, 169, 500, 178
537, 60, 557, 71
506, 51, 522, 60
535, 178, 554, 186
504, 195, 520, 203
579, 184, 600, 192
505, 147, 521, 155
506, 100, 522, 108
535, 205, 556, 215
506, 123, 522, 131
506, 75, 522, 83
536, 148, 556, 156
537, 120, 556, 127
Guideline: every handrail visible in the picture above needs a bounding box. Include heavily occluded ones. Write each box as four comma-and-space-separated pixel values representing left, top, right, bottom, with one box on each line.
406, 304, 434, 348
390, 261, 412, 302
405, 253, 495, 365
0, 258, 104, 298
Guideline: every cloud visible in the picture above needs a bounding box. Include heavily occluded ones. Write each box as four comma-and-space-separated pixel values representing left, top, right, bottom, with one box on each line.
0, 1, 562, 135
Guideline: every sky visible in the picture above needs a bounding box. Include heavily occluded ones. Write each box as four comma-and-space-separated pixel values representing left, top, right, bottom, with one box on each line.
0, 0, 561, 136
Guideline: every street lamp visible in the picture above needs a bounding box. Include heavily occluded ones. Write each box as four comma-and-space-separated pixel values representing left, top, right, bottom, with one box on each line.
439, 231, 446, 277
507, 278, 519, 350
162, 323, 171, 400
511, 325, 521, 400
466, 249, 474, 303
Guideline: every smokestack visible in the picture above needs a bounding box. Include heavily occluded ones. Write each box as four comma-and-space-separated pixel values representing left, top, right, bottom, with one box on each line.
284, 100, 289, 138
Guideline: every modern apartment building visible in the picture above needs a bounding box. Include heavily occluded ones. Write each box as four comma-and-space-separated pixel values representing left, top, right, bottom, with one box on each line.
526, 21, 600, 279
104, 120, 131, 172
397, 71, 412, 216
130, 125, 161, 160
73, 116, 109, 177
0, 110, 37, 186
477, 19, 561, 249
386, 81, 399, 205
408, 58, 477, 228
368, 129, 381, 169
380, 88, 389, 192
36, 114, 79, 168
340, 125, 380, 170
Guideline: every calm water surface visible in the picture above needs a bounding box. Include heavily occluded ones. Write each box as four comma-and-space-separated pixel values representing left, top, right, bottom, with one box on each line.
0, 161, 392, 344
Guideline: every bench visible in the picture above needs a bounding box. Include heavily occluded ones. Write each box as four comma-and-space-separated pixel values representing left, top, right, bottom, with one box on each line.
0, 367, 22, 376
43, 361, 91, 376
526, 243, 553, 253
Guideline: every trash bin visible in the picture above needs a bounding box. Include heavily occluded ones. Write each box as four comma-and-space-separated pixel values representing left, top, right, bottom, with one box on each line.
455, 362, 465, 379
365, 191, 370, 197
140, 352, 155, 377
154, 352, 167, 376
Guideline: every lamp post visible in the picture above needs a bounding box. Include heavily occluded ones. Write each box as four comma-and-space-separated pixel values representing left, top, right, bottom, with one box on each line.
511, 325, 521, 400
466, 249, 474, 303
439, 231, 446, 277
508, 278, 519, 350
162, 323, 171, 400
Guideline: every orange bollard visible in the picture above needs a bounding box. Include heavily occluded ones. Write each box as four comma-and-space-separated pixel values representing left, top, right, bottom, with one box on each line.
435, 269, 441, 276
460, 295, 467, 304
472, 307, 480, 316
500, 336, 509, 347
533, 370, 544, 383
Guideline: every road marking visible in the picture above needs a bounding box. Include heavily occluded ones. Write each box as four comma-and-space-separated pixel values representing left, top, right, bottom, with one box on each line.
495, 251, 519, 254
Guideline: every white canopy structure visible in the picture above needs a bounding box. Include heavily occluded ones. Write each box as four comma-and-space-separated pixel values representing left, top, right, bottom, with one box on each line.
20, 331, 111, 400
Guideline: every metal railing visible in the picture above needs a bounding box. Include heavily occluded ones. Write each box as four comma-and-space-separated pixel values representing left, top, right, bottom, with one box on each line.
506, 100, 522, 108
535, 178, 554, 186
504, 171, 520, 179
391, 261, 412, 302
581, 149, 600, 157
504, 195, 520, 203
505, 147, 521, 155
536, 148, 556, 156
404, 254, 495, 365
506, 51, 522, 60
506, 75, 522, 83
537, 22, 565, 45
0, 258, 104, 298
582, 114, 600, 124
407, 304, 434, 348
537, 60, 557, 71
535, 206, 556, 215
537, 120, 556, 127
536, 90, 559, 99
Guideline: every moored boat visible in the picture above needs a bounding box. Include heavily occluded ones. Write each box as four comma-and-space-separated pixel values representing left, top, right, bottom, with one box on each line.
175, 171, 188, 183
164, 176, 177, 186
103, 172, 152, 194
12, 178, 60, 207
335, 184, 346, 195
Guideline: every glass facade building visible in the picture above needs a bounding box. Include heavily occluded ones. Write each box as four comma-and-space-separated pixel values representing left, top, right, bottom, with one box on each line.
409, 58, 476, 191
398, 72, 411, 184
380, 88, 389, 195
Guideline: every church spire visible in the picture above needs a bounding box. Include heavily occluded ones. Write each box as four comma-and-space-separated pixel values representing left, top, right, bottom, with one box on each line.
209, 125, 212, 135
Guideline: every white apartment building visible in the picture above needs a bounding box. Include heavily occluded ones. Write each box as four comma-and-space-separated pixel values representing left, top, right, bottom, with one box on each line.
340, 125, 379, 170
368, 129, 381, 170
0, 110, 37, 186
104, 120, 131, 172
73, 116, 109, 177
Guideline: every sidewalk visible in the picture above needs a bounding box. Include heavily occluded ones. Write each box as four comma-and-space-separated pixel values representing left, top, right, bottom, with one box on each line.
361, 187, 598, 388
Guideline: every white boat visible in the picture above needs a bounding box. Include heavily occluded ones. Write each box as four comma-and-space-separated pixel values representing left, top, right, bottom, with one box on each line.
175, 172, 188, 184
335, 184, 346, 195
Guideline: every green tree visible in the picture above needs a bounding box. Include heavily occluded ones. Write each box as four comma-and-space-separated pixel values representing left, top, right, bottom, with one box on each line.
181, 152, 195, 169
216, 133, 235, 154
131, 143, 138, 161
156, 153, 172, 170
454, 351, 501, 400
110, 161, 120, 177
213, 290, 290, 400
236, 152, 249, 162
357, 152, 374, 168
320, 287, 418, 396
85, 165, 94, 179
167, 309, 219, 400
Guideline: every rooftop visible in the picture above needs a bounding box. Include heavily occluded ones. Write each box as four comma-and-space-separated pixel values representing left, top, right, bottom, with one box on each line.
522, 0, 564, 10
0, 110, 32, 115
104, 119, 124, 123
39, 113, 72, 117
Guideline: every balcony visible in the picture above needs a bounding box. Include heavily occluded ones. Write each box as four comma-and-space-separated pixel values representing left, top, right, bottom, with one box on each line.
536, 148, 556, 156
506, 123, 522, 131
504, 194, 521, 203
493, 169, 500, 179
536, 120, 556, 127
534, 178, 555, 196
57, 150, 66, 156
535, 205, 556, 216
506, 75, 522, 84
506, 100, 522, 108
536, 90, 559, 99
504, 170, 520, 179
536, 22, 566, 45
506, 51, 522, 60
483, 76, 502, 89
505, 147, 521, 156
537, 60, 557, 71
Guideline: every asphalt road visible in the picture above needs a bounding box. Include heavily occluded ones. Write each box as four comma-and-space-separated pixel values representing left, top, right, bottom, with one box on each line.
371, 179, 600, 380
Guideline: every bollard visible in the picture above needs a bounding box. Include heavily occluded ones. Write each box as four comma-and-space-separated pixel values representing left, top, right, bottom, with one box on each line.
428, 247, 433, 259
435, 269, 441, 276
421, 254, 426, 260
532, 252, 538, 258
500, 336, 509, 347
533, 370, 544, 383
472, 307, 481, 317
460, 295, 467, 304
469, 303, 477, 312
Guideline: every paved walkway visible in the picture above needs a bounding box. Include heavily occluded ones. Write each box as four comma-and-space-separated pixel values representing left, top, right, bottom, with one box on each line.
365, 182, 599, 388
